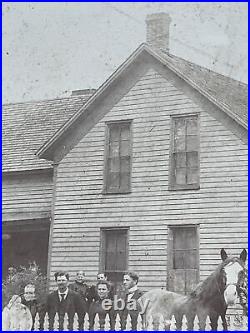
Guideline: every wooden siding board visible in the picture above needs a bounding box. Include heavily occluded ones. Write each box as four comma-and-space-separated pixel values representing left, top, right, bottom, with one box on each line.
49, 68, 247, 291
2, 172, 53, 221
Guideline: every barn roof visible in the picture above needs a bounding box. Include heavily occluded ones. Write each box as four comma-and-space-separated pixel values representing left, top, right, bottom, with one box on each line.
3, 44, 247, 171
2, 92, 93, 172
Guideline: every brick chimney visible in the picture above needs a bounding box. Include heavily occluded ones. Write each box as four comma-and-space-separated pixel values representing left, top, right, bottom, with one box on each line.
146, 13, 171, 52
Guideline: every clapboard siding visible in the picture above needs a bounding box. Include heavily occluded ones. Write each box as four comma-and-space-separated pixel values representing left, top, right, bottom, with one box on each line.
49, 68, 247, 291
2, 171, 53, 221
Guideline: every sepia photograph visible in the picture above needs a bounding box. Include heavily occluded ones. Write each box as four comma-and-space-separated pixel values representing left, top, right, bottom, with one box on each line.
2, 2, 248, 331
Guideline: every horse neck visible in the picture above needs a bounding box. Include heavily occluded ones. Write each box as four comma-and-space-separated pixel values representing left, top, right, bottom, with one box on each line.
191, 270, 224, 306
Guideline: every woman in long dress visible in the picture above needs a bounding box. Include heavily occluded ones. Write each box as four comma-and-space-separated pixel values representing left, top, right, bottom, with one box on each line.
2, 295, 33, 331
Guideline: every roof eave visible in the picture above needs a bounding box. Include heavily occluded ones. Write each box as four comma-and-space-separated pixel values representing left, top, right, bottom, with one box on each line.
36, 43, 247, 161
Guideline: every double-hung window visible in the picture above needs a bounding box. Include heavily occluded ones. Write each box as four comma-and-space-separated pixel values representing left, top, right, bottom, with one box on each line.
104, 121, 132, 194
170, 115, 199, 190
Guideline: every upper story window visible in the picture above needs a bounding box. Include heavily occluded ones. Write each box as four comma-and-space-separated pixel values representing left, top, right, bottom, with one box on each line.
169, 115, 200, 190
104, 121, 132, 194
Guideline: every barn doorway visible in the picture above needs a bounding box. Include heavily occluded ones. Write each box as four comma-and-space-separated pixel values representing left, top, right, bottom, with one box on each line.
168, 225, 199, 294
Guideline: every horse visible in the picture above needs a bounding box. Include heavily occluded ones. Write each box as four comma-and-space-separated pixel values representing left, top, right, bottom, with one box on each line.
139, 249, 247, 331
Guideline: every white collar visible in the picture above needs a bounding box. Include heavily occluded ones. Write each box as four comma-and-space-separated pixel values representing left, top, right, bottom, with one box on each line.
58, 288, 69, 297
128, 285, 138, 294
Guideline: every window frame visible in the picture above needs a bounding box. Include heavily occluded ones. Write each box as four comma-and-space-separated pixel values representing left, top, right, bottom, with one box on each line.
99, 227, 129, 276
103, 120, 132, 194
169, 114, 200, 191
167, 224, 200, 293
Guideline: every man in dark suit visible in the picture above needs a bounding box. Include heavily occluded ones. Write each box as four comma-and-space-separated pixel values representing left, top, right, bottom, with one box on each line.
46, 271, 85, 331
120, 272, 144, 330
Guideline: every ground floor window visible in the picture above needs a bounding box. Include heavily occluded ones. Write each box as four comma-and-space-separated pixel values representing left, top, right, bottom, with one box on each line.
168, 225, 199, 294
100, 228, 128, 292
2, 222, 50, 278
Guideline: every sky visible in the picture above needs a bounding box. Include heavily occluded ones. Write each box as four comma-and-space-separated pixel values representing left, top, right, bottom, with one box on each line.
2, 2, 248, 104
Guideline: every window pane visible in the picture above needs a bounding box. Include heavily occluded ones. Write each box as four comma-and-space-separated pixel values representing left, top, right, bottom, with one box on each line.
187, 118, 198, 135
174, 119, 186, 151
110, 126, 120, 142
175, 153, 186, 168
173, 250, 186, 269
108, 172, 119, 190
175, 135, 185, 152
187, 152, 198, 168
121, 157, 130, 173
120, 139, 129, 156
110, 140, 119, 157
175, 168, 186, 185
108, 158, 119, 172
185, 250, 197, 269
186, 135, 198, 151
121, 126, 130, 140
187, 168, 198, 184
175, 118, 185, 136
120, 172, 130, 191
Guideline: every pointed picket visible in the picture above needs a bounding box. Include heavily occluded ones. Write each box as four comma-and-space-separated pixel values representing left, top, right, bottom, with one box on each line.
72, 313, 78, 331
53, 313, 59, 331
104, 313, 111, 331
204, 316, 211, 331
33, 313, 40, 331
84, 312, 90, 330
125, 314, 132, 331
169, 315, 176, 331
193, 315, 199, 331
158, 314, 165, 330
182, 315, 188, 331
217, 316, 224, 331
43, 313, 49, 331
115, 313, 121, 331
147, 315, 154, 331
94, 313, 100, 331
136, 314, 143, 331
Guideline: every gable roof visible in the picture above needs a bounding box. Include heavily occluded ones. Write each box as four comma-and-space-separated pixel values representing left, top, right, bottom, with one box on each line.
36, 43, 247, 162
3, 44, 247, 171
2, 93, 93, 172
163, 52, 248, 126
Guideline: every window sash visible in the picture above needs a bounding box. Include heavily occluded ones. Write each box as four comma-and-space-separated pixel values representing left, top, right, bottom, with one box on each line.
105, 122, 131, 193
170, 115, 199, 189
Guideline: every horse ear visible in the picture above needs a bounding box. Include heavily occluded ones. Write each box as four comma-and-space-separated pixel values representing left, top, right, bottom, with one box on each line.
221, 248, 228, 261
240, 249, 247, 262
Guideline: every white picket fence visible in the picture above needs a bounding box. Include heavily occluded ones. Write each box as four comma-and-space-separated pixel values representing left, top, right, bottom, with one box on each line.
33, 312, 248, 331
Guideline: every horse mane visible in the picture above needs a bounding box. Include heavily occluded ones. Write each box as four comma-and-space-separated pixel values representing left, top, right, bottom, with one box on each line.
189, 257, 243, 304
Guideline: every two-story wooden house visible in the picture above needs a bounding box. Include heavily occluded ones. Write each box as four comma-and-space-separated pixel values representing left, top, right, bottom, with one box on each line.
3, 13, 247, 294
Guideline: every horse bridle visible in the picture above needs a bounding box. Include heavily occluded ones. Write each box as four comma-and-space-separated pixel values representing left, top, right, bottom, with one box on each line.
217, 265, 246, 300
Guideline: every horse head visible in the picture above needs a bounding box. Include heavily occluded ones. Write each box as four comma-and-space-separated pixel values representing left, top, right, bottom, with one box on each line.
219, 248, 247, 306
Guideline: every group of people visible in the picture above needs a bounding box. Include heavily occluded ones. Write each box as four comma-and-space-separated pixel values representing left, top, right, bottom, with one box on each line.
18, 270, 143, 331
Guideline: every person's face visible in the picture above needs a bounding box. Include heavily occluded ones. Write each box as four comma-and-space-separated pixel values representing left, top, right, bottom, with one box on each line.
24, 287, 36, 301
76, 271, 85, 283
97, 273, 107, 281
56, 275, 68, 292
97, 284, 109, 299
123, 274, 136, 290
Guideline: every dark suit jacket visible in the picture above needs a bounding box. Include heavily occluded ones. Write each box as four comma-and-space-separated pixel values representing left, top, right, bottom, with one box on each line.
46, 289, 84, 330
68, 281, 88, 312
120, 288, 144, 330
